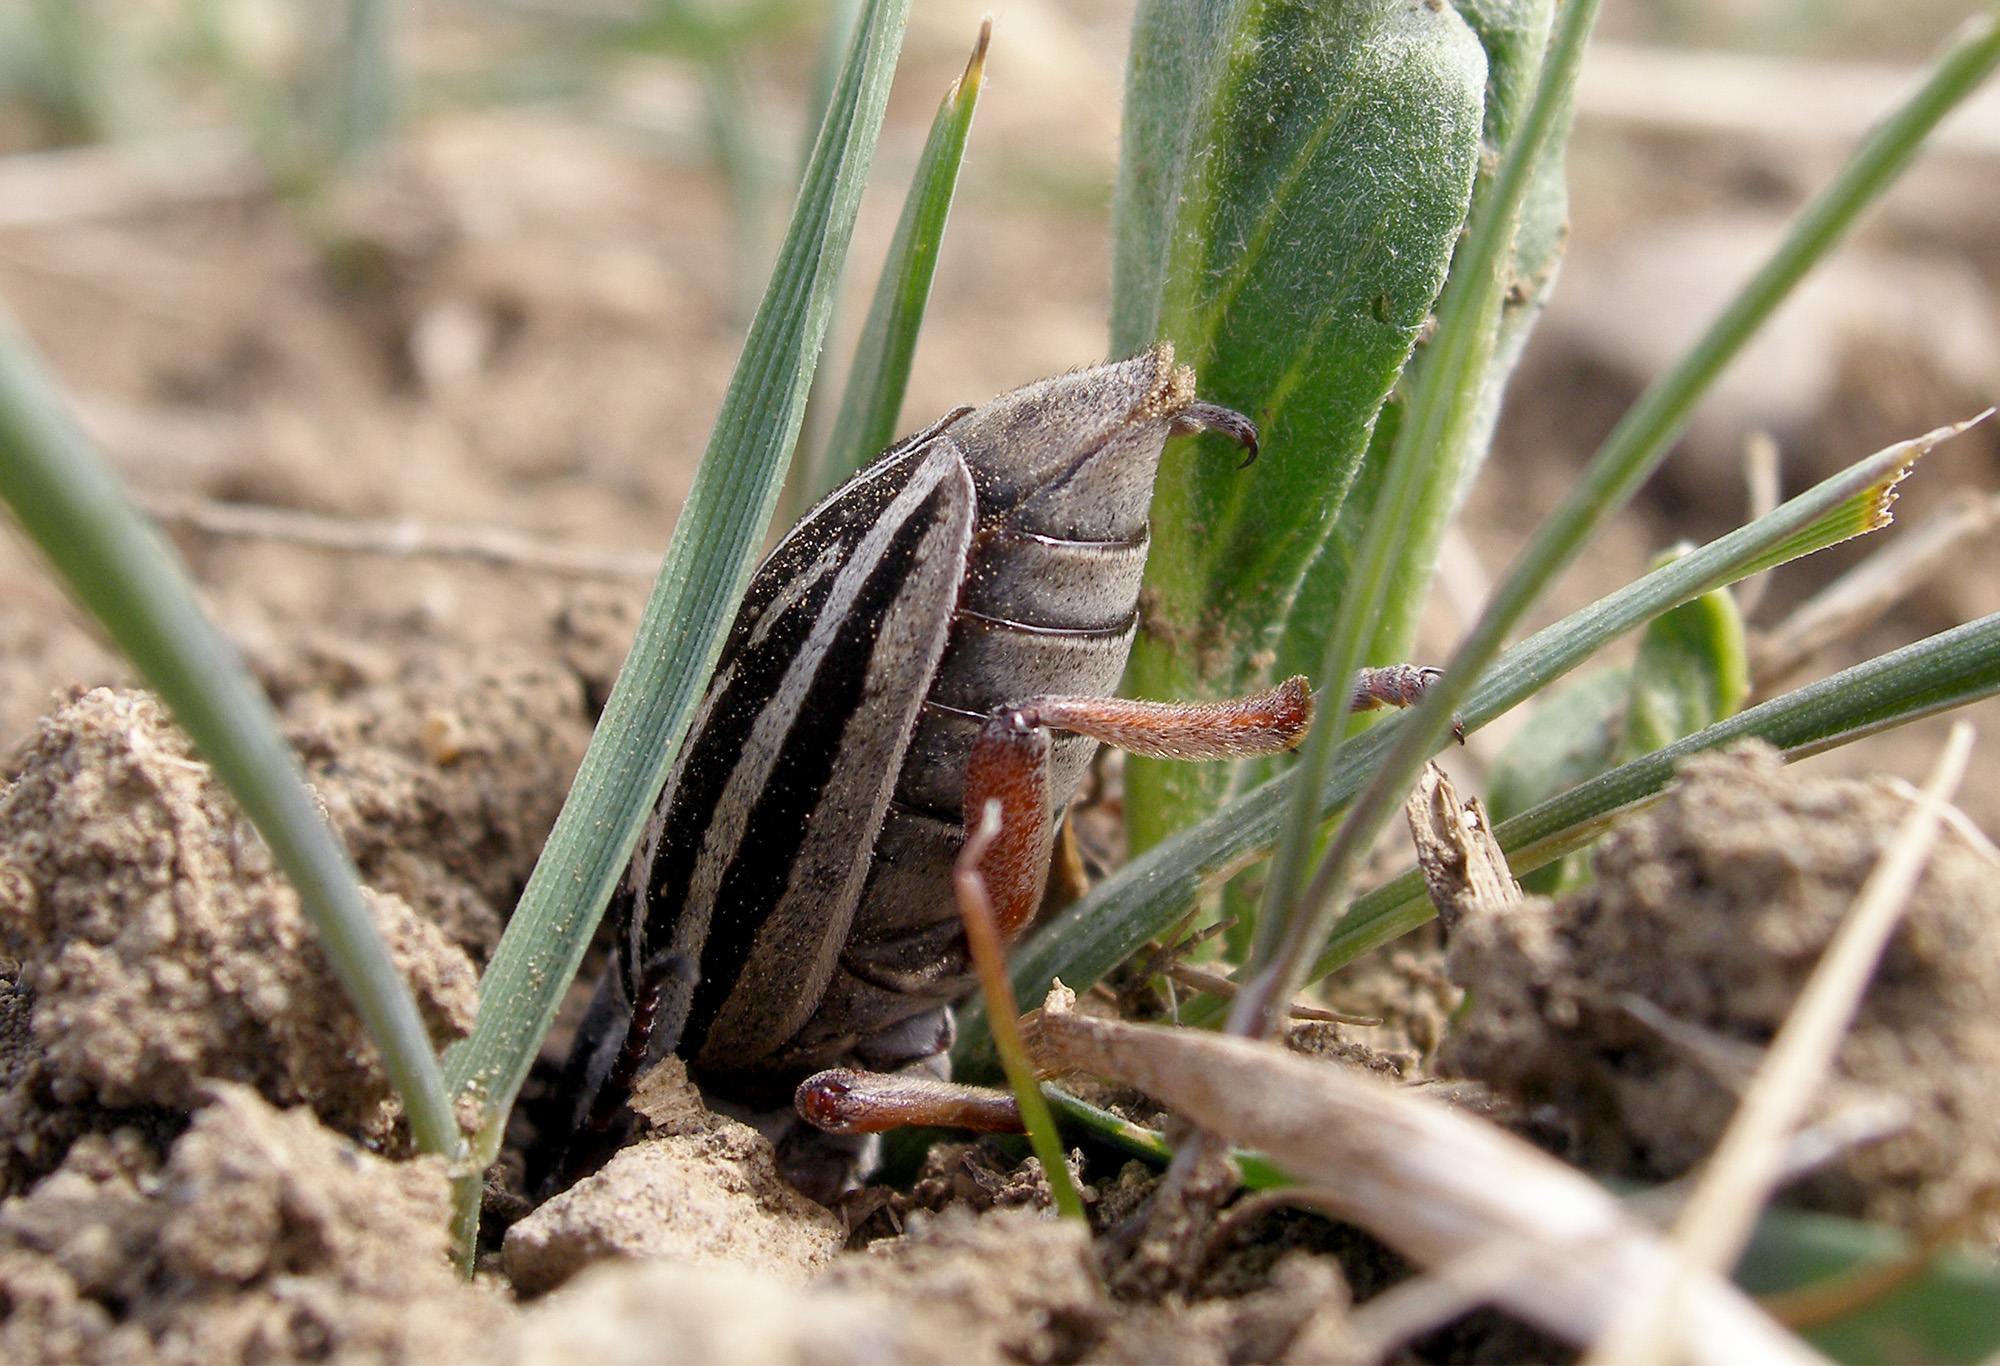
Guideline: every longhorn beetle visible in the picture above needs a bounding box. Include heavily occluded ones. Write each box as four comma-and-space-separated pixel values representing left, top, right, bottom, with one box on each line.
553, 346, 1438, 1199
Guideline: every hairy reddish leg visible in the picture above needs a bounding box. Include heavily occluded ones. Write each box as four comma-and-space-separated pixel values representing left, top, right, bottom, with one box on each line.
796, 1068, 1024, 1135
962, 676, 1320, 939
793, 666, 1448, 1141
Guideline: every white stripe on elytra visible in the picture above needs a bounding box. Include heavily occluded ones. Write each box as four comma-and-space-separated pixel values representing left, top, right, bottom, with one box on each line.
744, 538, 843, 654
671, 445, 959, 959
624, 461, 906, 951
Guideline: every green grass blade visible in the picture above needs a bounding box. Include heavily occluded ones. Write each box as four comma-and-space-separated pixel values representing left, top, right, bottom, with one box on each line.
338, 0, 399, 159
440, 0, 912, 1144
951, 423, 1946, 1073
0, 312, 462, 1162
1243, 5, 2000, 1033
1311, 610, 2000, 977
1115, 0, 1486, 852
1043, 1086, 1293, 1190
815, 20, 989, 495
1232, 0, 1600, 1035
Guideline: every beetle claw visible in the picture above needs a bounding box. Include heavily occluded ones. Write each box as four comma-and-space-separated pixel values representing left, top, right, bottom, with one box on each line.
1174, 400, 1259, 466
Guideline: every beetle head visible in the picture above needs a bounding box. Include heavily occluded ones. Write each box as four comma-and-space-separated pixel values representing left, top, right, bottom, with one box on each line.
947, 345, 1209, 542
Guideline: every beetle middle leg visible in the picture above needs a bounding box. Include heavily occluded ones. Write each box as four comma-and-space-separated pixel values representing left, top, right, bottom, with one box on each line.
795, 666, 1445, 1138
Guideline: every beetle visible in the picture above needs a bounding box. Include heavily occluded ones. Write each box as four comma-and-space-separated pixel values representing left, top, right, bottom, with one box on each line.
552, 346, 1433, 1199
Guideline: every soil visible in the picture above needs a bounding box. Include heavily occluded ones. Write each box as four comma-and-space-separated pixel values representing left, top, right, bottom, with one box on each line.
1440, 742, 2000, 1235
0, 1, 1997, 1360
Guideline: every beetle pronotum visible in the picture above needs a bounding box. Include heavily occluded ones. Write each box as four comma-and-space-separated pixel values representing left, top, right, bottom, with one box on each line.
553, 346, 1436, 1199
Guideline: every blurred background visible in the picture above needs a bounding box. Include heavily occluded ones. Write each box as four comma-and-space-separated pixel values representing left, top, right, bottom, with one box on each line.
0, 0, 1994, 824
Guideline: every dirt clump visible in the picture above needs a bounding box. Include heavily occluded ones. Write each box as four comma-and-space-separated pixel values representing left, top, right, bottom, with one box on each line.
0, 1083, 503, 1363
1440, 741, 2000, 1232
818, 1204, 1356, 1365
822, 1206, 1107, 1362
503, 1059, 845, 1297
0, 687, 478, 1172
266, 639, 595, 962
504, 1257, 899, 1365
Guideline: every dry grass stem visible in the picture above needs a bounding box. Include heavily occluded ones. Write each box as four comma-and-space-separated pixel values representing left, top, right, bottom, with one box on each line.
1405, 764, 1519, 933
1023, 984, 1820, 1365
139, 491, 662, 579
1341, 1243, 1523, 1361
1882, 775, 2000, 869
1585, 721, 1976, 1366
1621, 1098, 1915, 1228
1163, 963, 1379, 1025
1617, 991, 1769, 1094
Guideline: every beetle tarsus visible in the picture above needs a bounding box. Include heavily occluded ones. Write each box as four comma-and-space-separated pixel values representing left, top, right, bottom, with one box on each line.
1173, 400, 1259, 466
1349, 664, 1464, 742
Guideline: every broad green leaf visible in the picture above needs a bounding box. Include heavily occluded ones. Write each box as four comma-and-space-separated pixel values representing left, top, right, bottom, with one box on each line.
1488, 664, 1626, 893
1735, 1208, 2000, 1364
441, 0, 912, 1206
0, 311, 461, 1162
1621, 569, 1749, 760
1278, 0, 1566, 690
1114, 0, 1487, 853
952, 424, 1950, 1073
816, 19, 988, 494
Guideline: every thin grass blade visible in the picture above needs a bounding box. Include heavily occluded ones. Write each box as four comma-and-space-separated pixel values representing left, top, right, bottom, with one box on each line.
338, 0, 398, 159
0, 312, 462, 1161
441, 0, 912, 1162
815, 19, 988, 495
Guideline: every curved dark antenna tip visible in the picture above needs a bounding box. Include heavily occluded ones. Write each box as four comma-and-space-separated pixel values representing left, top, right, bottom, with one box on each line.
1175, 401, 1259, 467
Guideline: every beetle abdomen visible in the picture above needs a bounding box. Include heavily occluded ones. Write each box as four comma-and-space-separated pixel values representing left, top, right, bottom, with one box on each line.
737, 351, 1195, 1092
